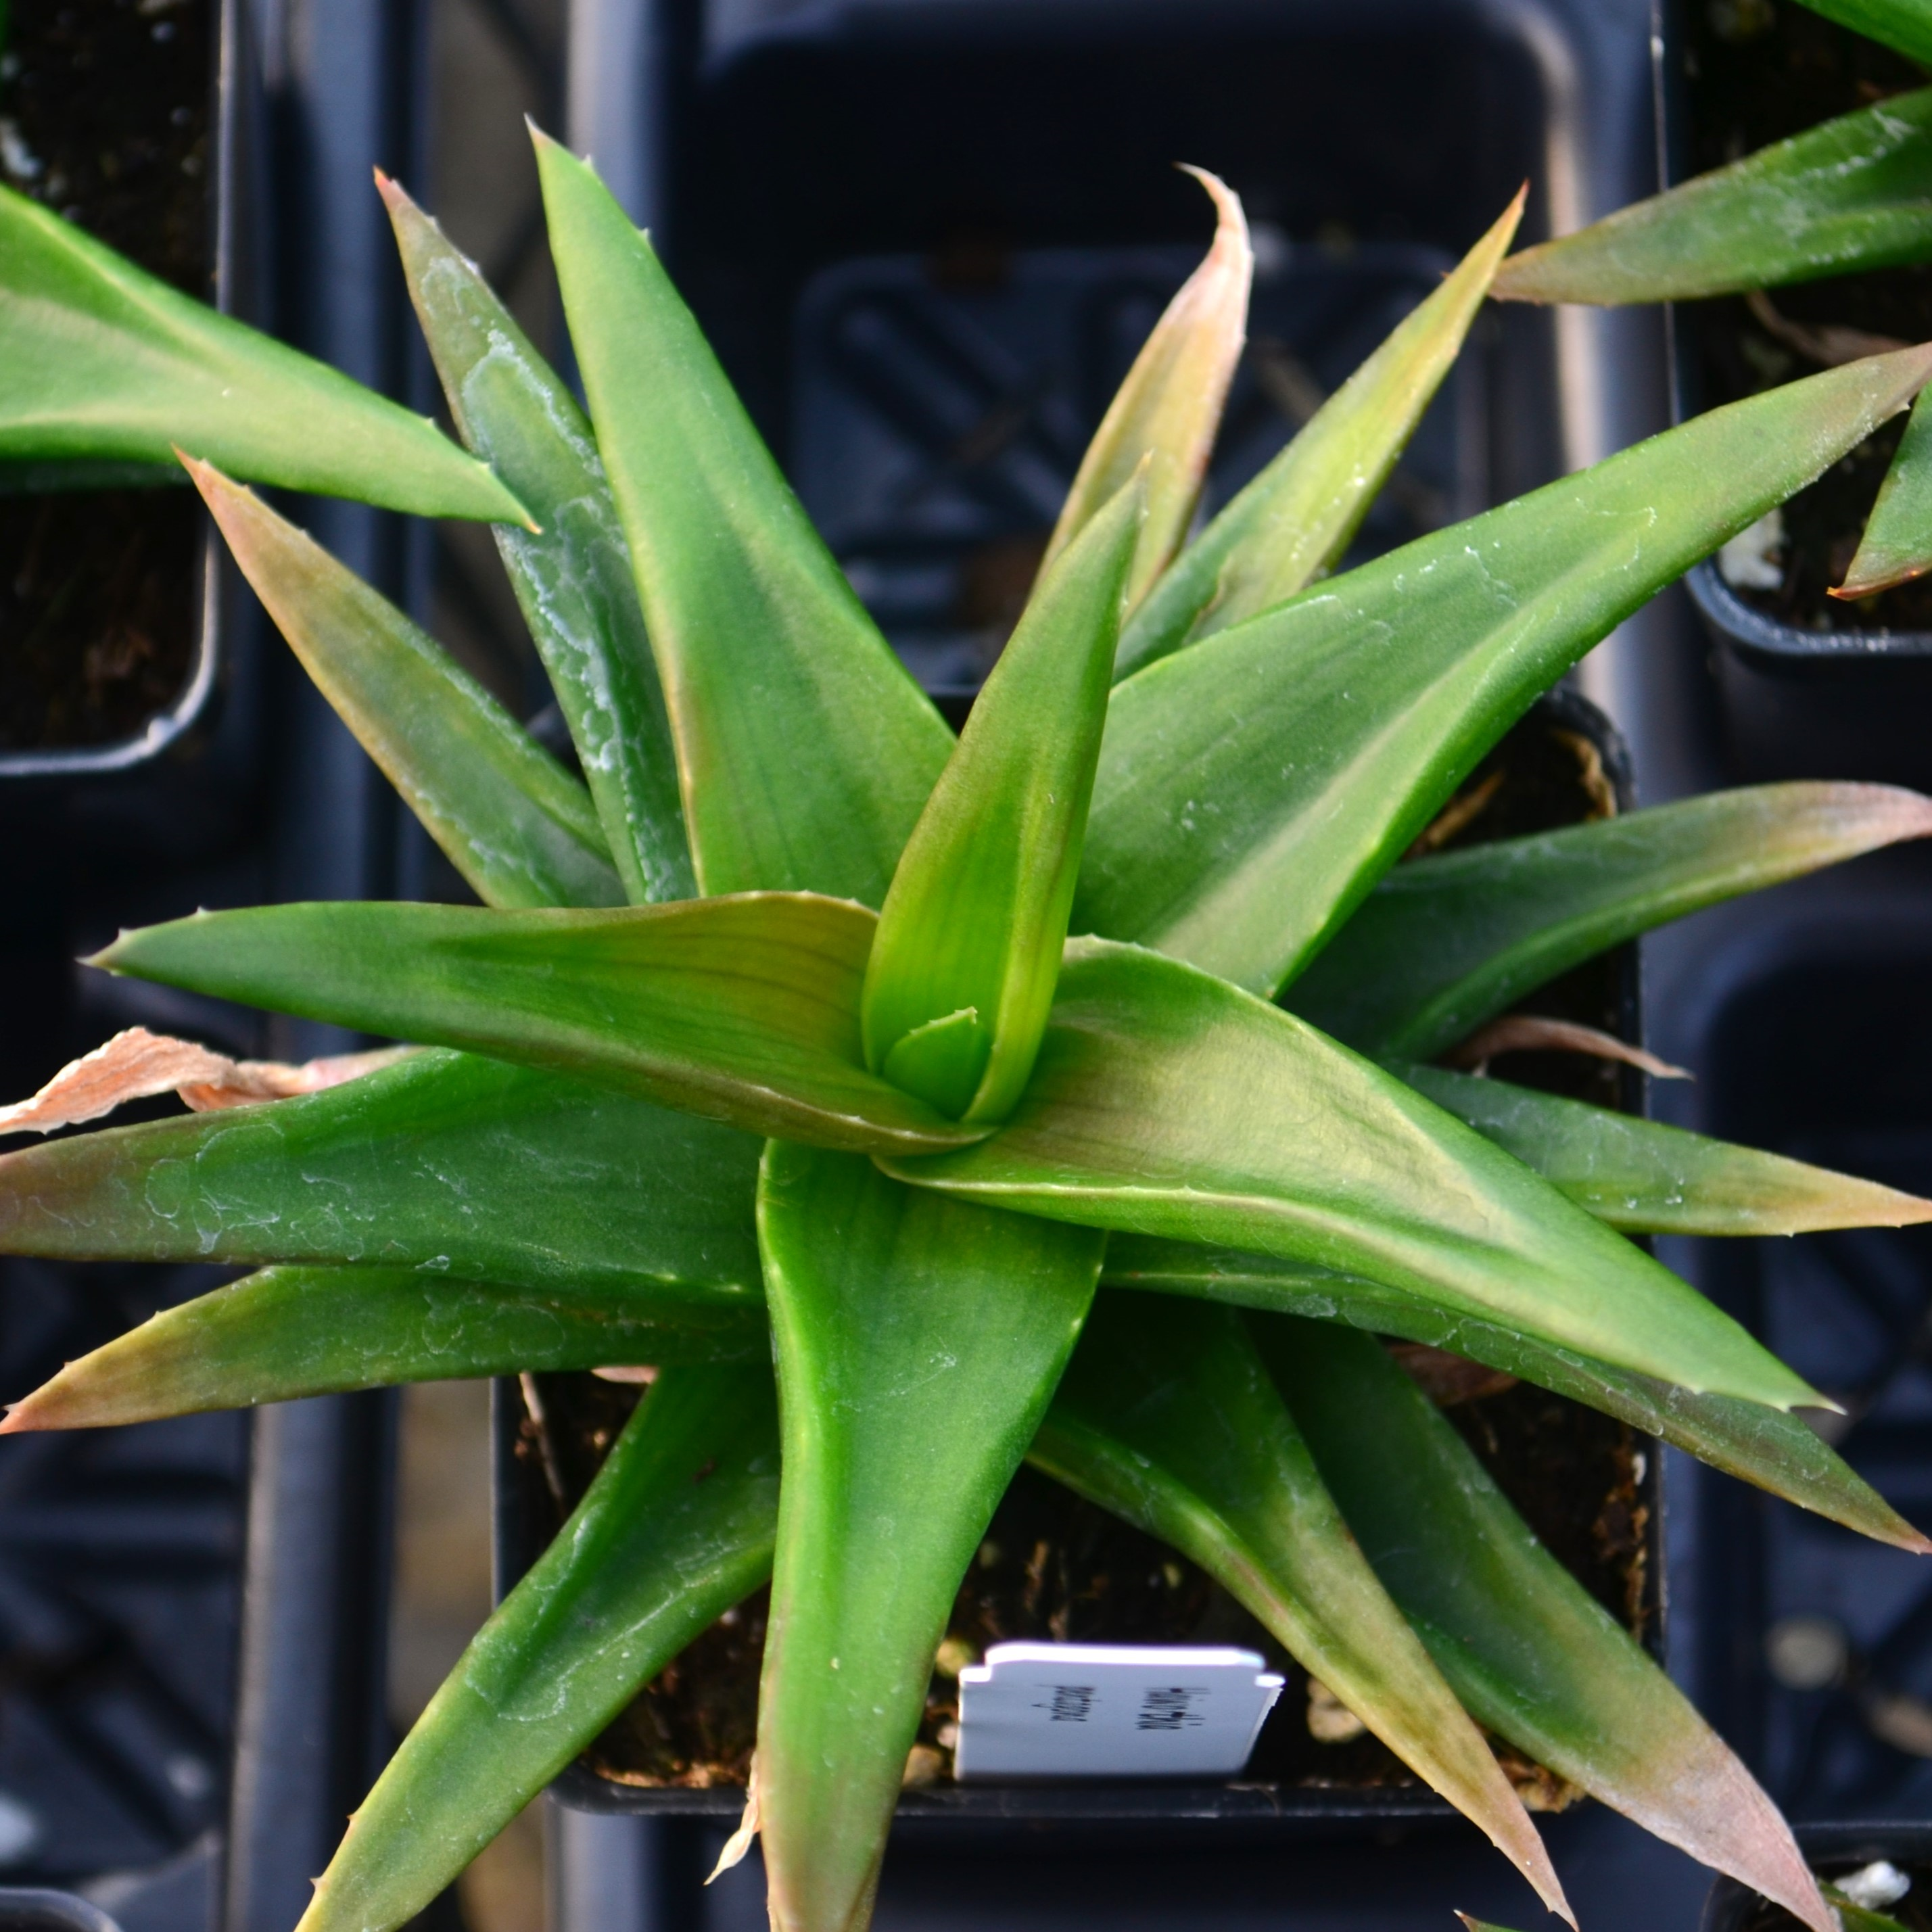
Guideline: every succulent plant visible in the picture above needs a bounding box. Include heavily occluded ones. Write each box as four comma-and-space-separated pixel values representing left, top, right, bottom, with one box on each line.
1493, 0, 1932, 596
5, 114, 1932, 1932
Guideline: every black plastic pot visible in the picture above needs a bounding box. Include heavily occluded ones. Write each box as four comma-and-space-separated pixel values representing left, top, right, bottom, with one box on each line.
492, 703, 1665, 1932
0, 0, 264, 782
508, 0, 1680, 1921
1659, 0, 1932, 791
0, 1893, 120, 1932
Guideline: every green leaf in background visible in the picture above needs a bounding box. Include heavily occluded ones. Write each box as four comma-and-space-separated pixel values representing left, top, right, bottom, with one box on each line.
381, 174, 694, 904
1116, 190, 1524, 680
755, 1146, 1101, 1932
0, 185, 528, 521
1103, 1239, 1928, 1551
1077, 348, 1932, 997
535, 132, 954, 907
1290, 783, 1932, 1060
1822, 1883, 1914, 1932
188, 461, 625, 911
1042, 168, 1250, 609
1797, 0, 1932, 64
862, 483, 1140, 1121
1491, 90, 1932, 305
1, 1265, 764, 1431
1265, 1319, 1834, 1932
1839, 385, 1932, 598
1399, 1062, 1932, 1235
0, 1047, 764, 1311
300, 1365, 779, 1932
91, 895, 981, 1154
1032, 1296, 1570, 1923
885, 939, 1821, 1409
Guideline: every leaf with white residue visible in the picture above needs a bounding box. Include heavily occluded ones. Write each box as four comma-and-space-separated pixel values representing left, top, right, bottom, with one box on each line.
1492, 91, 1932, 306
189, 461, 625, 911
383, 174, 692, 903
1, 1265, 763, 1430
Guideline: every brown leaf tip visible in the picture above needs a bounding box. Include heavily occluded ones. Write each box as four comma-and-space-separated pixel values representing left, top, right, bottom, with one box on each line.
1831, 557, 1932, 600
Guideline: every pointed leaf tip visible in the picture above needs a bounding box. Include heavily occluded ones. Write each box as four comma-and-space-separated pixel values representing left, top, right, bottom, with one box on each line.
1114, 185, 1523, 678
1492, 91, 1932, 307
1836, 379, 1932, 600
1044, 168, 1249, 606
538, 129, 953, 906
386, 166, 693, 899
184, 461, 623, 910
1036, 1298, 1570, 1924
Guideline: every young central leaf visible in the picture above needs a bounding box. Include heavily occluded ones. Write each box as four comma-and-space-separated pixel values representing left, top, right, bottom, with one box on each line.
862, 482, 1141, 1123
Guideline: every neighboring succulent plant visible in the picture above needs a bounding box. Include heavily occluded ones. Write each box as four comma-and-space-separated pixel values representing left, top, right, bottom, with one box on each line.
5, 114, 1932, 1932
1492, 0, 1932, 596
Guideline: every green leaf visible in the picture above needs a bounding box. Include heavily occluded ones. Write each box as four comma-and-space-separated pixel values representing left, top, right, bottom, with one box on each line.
862, 483, 1141, 1122
1043, 169, 1250, 610
0, 1047, 765, 1320
1397, 1062, 1932, 1235
1077, 348, 1932, 997
1798, 0, 1932, 64
381, 175, 694, 904
755, 1146, 1101, 1932
884, 939, 1822, 1410
90, 893, 981, 1154
0, 184, 528, 521
1103, 1239, 1929, 1552
1117, 190, 1524, 680
535, 132, 954, 907
187, 461, 625, 911
1265, 1318, 1833, 1932
1823, 1883, 1914, 1932
1839, 383, 1932, 598
1, 1265, 763, 1431
1290, 783, 1932, 1060
1032, 1295, 1569, 1923
879, 1009, 992, 1121
300, 1365, 779, 1932
1491, 90, 1932, 305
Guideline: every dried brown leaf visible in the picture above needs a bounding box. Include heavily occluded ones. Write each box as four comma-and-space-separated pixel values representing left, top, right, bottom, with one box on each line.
1442, 1017, 1691, 1082
0, 1027, 410, 1137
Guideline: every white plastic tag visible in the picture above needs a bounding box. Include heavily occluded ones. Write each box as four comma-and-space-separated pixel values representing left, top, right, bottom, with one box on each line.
953, 1642, 1284, 1781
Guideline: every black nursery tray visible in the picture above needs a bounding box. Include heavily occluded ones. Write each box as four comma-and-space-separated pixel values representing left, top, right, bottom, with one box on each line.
492, 692, 1666, 1830
1672, 875, 1932, 1833
788, 239, 1463, 711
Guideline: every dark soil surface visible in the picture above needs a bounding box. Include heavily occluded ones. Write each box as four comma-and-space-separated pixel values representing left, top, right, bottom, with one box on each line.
0, 0, 210, 750
1682, 0, 1932, 633
507, 704, 1652, 1805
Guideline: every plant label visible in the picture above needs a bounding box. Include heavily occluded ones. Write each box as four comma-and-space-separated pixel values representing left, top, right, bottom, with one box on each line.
953, 1642, 1283, 1781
